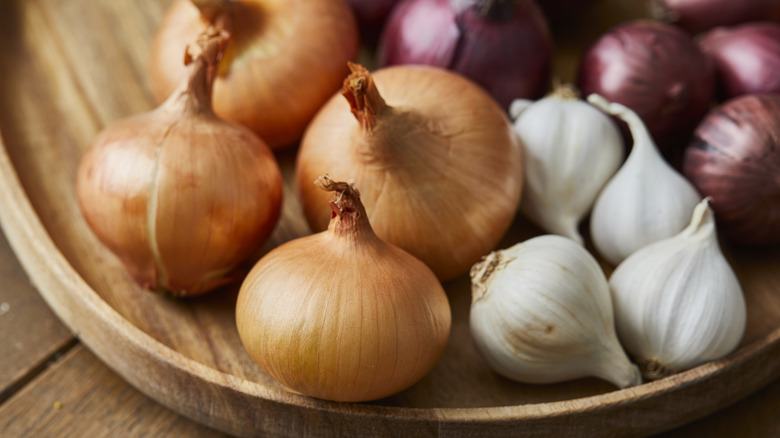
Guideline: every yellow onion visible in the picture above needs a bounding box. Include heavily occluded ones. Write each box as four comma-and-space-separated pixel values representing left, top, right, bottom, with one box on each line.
236, 176, 451, 402
149, 0, 359, 149
296, 63, 523, 281
77, 29, 283, 297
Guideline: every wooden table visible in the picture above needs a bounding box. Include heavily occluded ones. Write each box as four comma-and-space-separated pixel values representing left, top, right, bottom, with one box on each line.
0, 225, 777, 437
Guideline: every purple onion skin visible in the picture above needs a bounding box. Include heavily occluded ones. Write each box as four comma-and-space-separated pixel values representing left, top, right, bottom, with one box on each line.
699, 22, 780, 100
683, 94, 780, 245
577, 20, 715, 151
652, 0, 780, 35
377, 0, 553, 110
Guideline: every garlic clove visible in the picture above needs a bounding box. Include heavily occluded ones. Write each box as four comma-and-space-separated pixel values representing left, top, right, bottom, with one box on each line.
511, 86, 623, 244
587, 93, 701, 266
470, 235, 641, 388
609, 198, 747, 380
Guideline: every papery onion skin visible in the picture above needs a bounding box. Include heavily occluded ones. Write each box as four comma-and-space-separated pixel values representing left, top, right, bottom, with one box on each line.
577, 20, 715, 150
377, 0, 553, 110
236, 177, 451, 402
78, 31, 283, 296
149, 0, 359, 150
683, 94, 780, 245
651, 0, 780, 34
699, 22, 780, 99
296, 63, 523, 282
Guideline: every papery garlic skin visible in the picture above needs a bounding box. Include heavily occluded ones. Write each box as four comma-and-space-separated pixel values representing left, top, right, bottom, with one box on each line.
469, 235, 641, 388
610, 198, 746, 379
587, 94, 701, 266
509, 86, 623, 243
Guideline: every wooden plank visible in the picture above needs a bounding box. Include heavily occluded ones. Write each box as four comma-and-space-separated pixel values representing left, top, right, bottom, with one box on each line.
0, 226, 73, 402
0, 344, 229, 438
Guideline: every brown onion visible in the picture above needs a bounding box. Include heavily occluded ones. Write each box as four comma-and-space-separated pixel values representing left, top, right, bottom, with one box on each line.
77, 29, 283, 296
699, 22, 780, 99
577, 20, 715, 150
650, 0, 780, 34
236, 176, 451, 402
296, 63, 523, 281
683, 94, 780, 245
149, 0, 359, 149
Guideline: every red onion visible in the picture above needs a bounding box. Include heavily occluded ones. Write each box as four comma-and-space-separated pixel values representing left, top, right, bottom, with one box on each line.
651, 0, 780, 34
377, 0, 553, 110
683, 94, 780, 245
345, 0, 402, 45
577, 20, 715, 151
699, 22, 780, 100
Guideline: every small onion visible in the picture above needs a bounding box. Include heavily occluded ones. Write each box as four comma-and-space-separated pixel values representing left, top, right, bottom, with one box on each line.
577, 20, 715, 150
236, 176, 451, 402
77, 30, 283, 296
377, 0, 553, 110
650, 0, 780, 34
699, 22, 780, 99
149, 0, 359, 149
296, 63, 523, 281
683, 94, 780, 245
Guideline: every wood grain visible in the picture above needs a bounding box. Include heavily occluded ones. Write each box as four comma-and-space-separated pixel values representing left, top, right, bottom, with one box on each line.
0, 227, 74, 403
0, 344, 229, 438
0, 0, 778, 436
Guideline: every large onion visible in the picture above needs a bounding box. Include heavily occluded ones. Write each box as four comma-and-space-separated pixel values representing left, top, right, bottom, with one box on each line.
683, 94, 780, 245
699, 22, 780, 99
149, 0, 359, 149
377, 0, 553, 110
296, 63, 523, 281
577, 19, 715, 150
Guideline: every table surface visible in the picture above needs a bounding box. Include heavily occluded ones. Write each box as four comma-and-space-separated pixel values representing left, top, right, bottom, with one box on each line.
0, 225, 778, 437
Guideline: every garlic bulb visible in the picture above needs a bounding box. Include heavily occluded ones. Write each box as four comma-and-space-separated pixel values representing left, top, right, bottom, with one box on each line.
469, 235, 641, 388
610, 198, 746, 380
587, 94, 701, 266
509, 85, 623, 243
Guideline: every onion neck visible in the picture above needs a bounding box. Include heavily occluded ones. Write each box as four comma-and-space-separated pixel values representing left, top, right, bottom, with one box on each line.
162, 28, 230, 117
316, 175, 376, 239
342, 62, 389, 132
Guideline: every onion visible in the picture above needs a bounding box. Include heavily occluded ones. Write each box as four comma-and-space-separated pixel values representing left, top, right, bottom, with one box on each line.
296, 63, 523, 281
699, 22, 780, 99
650, 0, 780, 34
577, 19, 715, 150
149, 0, 359, 149
236, 176, 451, 402
377, 0, 553, 110
77, 30, 283, 296
683, 94, 780, 245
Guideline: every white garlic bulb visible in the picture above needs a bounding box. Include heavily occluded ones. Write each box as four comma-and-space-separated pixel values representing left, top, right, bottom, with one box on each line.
469, 235, 641, 388
510, 85, 623, 244
610, 198, 747, 380
587, 94, 701, 266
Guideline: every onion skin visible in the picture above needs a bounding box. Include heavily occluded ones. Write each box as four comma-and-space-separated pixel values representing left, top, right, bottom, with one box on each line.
236, 177, 451, 402
78, 31, 283, 296
149, 0, 359, 150
683, 94, 780, 245
699, 22, 780, 99
296, 64, 523, 281
377, 0, 553, 110
577, 20, 715, 150
651, 0, 780, 34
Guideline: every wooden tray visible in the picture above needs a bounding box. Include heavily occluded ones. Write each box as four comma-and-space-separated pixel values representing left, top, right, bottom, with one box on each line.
1, 0, 778, 436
